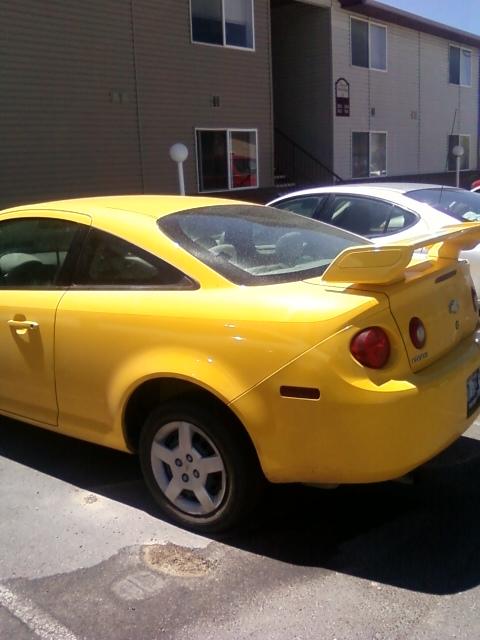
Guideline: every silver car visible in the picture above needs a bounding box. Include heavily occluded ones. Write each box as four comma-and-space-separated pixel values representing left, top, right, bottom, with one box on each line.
269, 183, 480, 291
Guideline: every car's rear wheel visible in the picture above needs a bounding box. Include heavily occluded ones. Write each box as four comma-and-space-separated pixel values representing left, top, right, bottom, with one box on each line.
139, 398, 263, 533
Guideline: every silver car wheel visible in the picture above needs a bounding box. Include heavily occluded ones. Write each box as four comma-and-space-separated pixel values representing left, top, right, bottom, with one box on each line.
150, 420, 227, 516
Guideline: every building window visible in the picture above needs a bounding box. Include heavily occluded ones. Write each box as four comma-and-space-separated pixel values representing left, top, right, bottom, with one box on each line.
351, 18, 386, 70
449, 45, 471, 86
448, 135, 470, 171
352, 132, 387, 178
196, 129, 258, 191
191, 0, 254, 49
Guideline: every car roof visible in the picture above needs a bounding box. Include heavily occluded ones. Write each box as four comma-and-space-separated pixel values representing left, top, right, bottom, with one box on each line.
270, 183, 461, 198
352, 183, 461, 193
2, 195, 249, 220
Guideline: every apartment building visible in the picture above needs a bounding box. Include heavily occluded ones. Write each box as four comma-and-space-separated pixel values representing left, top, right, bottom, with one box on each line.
2, 1, 479, 207
272, 0, 480, 184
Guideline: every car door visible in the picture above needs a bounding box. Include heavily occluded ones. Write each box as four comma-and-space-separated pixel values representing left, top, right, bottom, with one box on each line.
54, 227, 195, 447
323, 195, 419, 239
0, 212, 89, 425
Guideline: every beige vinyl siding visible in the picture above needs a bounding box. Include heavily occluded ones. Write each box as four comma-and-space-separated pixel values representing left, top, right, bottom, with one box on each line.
367, 22, 419, 176
331, 3, 366, 179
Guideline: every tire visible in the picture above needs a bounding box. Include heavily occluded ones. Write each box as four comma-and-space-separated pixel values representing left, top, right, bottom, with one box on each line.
139, 397, 264, 533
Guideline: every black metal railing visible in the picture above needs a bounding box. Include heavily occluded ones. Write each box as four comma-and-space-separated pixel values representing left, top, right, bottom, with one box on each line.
274, 128, 343, 187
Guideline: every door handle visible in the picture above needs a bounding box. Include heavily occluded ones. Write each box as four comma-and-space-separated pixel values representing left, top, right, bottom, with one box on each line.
8, 320, 39, 331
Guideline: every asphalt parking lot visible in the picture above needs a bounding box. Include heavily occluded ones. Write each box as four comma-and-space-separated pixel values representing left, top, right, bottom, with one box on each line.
1, 416, 480, 640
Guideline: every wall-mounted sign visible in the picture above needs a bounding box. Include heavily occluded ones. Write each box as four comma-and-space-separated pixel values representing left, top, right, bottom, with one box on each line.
335, 78, 350, 117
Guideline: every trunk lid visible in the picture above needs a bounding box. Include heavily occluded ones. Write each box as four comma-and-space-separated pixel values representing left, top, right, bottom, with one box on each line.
379, 260, 477, 371
313, 224, 480, 372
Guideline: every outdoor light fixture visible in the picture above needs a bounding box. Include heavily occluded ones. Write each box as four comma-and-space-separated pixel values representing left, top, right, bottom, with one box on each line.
169, 143, 189, 195
452, 144, 464, 188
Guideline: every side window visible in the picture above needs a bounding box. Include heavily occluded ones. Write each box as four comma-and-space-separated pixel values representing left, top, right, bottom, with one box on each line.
191, 0, 254, 49
273, 196, 327, 219
328, 196, 393, 237
352, 131, 387, 178
75, 229, 194, 288
384, 205, 417, 234
0, 218, 79, 288
449, 45, 471, 86
196, 129, 258, 192
351, 18, 386, 71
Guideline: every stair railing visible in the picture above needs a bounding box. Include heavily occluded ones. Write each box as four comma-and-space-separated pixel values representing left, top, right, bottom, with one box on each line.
274, 128, 343, 186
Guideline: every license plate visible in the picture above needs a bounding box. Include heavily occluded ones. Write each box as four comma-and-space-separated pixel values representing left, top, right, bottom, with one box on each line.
467, 368, 480, 417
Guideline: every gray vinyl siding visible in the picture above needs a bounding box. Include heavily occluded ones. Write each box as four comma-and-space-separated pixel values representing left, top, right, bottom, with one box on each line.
1, 0, 273, 208
419, 33, 478, 173
271, 3, 332, 169
331, 1, 479, 179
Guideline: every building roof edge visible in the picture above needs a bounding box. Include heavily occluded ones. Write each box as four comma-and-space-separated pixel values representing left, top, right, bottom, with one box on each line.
340, 0, 480, 48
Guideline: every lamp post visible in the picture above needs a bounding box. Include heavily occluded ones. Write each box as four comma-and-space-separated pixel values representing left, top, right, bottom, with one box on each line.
452, 144, 464, 188
169, 143, 189, 195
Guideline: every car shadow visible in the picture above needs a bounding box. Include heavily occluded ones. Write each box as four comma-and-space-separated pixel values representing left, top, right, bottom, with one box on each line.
0, 416, 152, 510
2, 416, 480, 595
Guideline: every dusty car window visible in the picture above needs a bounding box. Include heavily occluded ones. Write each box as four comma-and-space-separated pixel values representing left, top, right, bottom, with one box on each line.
325, 196, 418, 237
272, 195, 327, 218
0, 218, 79, 288
75, 229, 195, 288
158, 204, 366, 285
407, 188, 480, 222
384, 205, 418, 232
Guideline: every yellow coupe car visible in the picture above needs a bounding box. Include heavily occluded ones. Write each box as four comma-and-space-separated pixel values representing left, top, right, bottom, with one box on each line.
1, 195, 480, 532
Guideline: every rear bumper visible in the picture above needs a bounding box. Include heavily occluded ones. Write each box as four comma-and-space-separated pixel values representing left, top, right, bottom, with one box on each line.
231, 330, 480, 484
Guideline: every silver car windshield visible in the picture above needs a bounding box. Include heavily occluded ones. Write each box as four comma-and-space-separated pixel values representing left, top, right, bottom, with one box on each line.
158, 204, 367, 285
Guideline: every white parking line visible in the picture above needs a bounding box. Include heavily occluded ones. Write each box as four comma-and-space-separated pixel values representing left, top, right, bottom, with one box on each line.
0, 584, 79, 640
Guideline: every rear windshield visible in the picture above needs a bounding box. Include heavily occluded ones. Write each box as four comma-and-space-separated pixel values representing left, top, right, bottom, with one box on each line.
407, 188, 480, 222
158, 204, 367, 285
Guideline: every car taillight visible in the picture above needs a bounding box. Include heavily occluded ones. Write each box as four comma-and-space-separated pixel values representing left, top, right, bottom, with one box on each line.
409, 317, 426, 349
350, 327, 390, 369
472, 287, 479, 315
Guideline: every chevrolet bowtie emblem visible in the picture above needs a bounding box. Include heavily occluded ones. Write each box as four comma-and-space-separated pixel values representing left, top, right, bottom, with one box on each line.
449, 299, 460, 314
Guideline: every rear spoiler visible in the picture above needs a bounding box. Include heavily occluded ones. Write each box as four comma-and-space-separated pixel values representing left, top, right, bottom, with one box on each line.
322, 223, 480, 285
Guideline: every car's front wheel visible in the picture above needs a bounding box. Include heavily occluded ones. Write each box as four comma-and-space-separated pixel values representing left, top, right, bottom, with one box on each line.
139, 398, 263, 533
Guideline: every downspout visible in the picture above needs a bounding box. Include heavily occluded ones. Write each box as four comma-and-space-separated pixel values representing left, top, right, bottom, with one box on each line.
267, 0, 274, 188
417, 31, 421, 174
478, 48, 480, 171
328, 1, 335, 182
130, 0, 145, 192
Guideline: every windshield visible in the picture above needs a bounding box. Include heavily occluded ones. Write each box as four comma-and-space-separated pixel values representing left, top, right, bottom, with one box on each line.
407, 188, 480, 222
158, 204, 367, 285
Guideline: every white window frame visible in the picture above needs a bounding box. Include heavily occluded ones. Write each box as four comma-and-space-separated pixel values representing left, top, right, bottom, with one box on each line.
190, 0, 255, 51
448, 44, 472, 87
351, 130, 388, 179
447, 133, 470, 171
195, 127, 259, 192
350, 16, 388, 72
